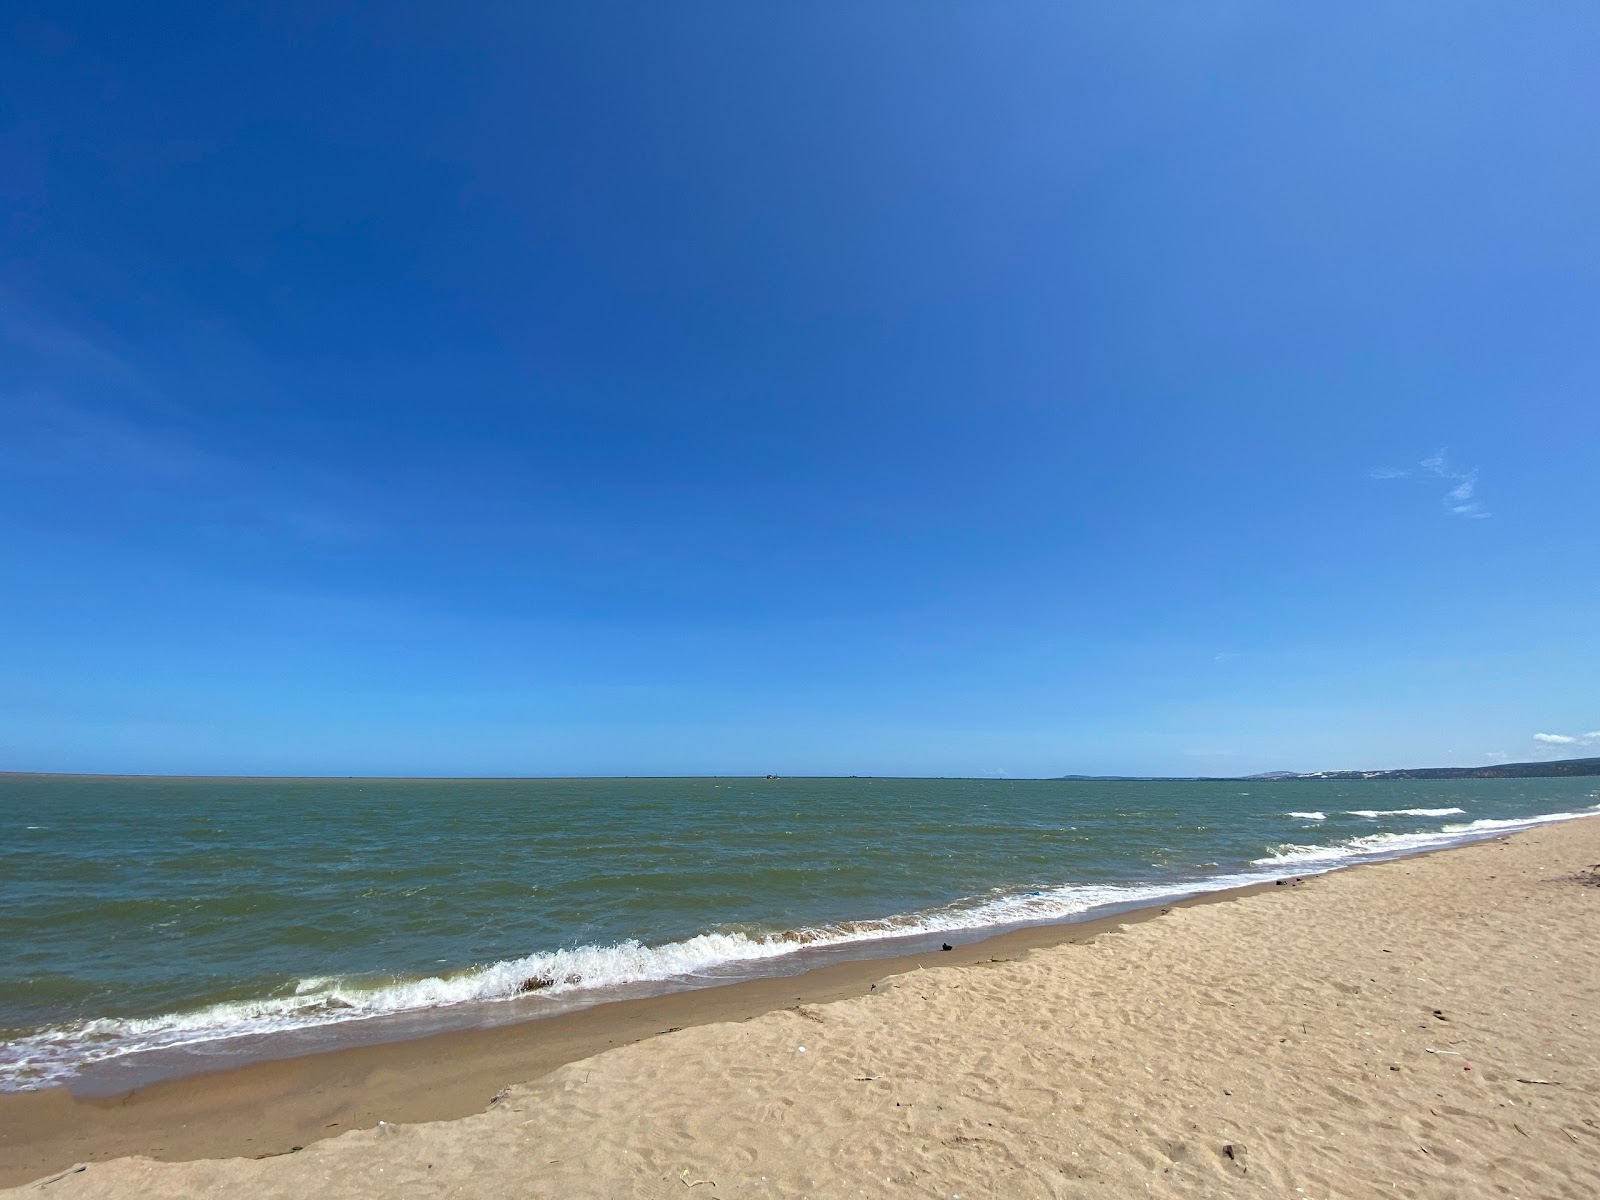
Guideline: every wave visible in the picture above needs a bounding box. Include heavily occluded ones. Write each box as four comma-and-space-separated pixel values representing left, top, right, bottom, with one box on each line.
8, 802, 1595, 1092
1346, 807, 1466, 818
1286, 811, 1326, 820
1254, 806, 1599, 868
0, 870, 1273, 1091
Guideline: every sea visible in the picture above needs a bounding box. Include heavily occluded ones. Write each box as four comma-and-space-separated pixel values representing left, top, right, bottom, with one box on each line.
2, 773, 1596, 1094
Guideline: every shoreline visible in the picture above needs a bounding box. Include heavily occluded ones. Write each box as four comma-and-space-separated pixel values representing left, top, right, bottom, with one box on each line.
0, 876, 1284, 1188
0, 818, 1589, 1188
4, 817, 1598, 1195
11, 799, 1593, 1103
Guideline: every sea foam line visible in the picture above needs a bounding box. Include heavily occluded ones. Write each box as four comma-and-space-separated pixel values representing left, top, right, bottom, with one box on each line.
0, 870, 1274, 1091
1345, 807, 1465, 818
1254, 807, 1599, 868
5, 803, 1596, 1091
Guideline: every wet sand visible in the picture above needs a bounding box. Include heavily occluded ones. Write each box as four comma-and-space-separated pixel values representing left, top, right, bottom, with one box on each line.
0, 890, 1256, 1187
5, 819, 1599, 1197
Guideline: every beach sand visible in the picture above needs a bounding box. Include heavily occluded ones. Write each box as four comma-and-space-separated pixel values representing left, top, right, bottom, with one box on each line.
6, 817, 1598, 1198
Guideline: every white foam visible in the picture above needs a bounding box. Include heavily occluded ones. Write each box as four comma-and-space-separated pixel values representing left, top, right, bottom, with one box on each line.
1287, 812, 1326, 821
1255, 807, 1599, 868
7, 803, 1596, 1092
0, 870, 1272, 1090
1440, 815, 1583, 834
1346, 807, 1466, 818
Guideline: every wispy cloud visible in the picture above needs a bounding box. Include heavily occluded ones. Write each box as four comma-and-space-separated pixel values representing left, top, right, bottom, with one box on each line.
0, 298, 137, 382
1, 393, 223, 482
2, 301, 375, 545
1371, 450, 1490, 519
1532, 730, 1600, 755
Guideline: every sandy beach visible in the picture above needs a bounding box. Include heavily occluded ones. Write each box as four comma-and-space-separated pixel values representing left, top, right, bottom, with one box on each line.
6, 817, 1599, 1198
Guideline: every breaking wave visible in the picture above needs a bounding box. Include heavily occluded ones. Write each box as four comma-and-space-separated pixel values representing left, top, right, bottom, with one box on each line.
1254, 806, 1600, 868
0, 870, 1273, 1091
1345, 807, 1466, 818
6, 801, 1595, 1093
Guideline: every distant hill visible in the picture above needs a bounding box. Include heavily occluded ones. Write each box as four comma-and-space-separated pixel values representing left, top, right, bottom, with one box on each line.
1055, 757, 1600, 782
1286, 756, 1600, 781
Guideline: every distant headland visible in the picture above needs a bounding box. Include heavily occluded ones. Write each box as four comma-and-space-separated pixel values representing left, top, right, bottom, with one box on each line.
1058, 756, 1600, 783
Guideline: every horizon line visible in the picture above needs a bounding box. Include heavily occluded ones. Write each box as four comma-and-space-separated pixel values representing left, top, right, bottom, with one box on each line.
4, 757, 1596, 784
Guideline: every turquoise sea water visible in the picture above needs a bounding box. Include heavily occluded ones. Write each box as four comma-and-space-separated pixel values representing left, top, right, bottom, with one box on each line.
2, 774, 1596, 1091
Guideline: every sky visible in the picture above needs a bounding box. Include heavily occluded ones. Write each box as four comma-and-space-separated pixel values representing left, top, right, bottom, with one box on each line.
1, 2, 1597, 777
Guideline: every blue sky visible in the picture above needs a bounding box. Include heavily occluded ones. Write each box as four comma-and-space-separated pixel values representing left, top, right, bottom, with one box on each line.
2, 2, 1596, 777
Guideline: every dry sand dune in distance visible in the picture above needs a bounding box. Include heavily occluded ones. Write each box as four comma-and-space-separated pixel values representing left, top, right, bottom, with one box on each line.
9, 818, 1600, 1199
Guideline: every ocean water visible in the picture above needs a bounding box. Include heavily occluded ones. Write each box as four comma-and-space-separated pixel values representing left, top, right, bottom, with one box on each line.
2, 774, 1596, 1092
